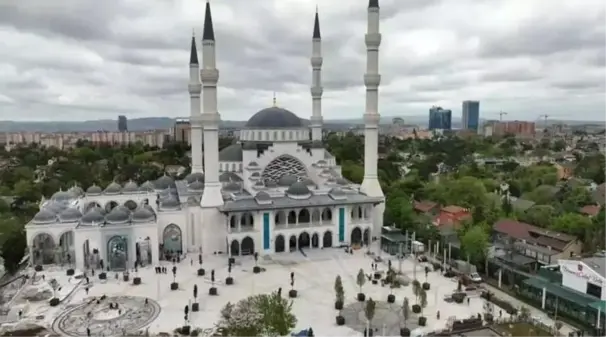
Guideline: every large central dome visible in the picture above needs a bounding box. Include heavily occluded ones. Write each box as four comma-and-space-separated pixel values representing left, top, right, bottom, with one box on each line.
246, 107, 303, 128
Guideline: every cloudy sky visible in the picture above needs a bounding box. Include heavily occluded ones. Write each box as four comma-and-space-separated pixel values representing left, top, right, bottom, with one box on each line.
0, 0, 604, 122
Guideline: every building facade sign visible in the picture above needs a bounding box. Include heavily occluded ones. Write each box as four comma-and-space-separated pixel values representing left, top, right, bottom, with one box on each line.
561, 263, 603, 286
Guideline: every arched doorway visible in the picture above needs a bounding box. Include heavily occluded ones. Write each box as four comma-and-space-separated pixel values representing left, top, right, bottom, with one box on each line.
241, 236, 254, 255
162, 224, 183, 254
298, 232, 310, 249
289, 235, 297, 252
351, 227, 362, 245
105, 201, 118, 213
323, 231, 332, 248
32, 233, 56, 265
231, 240, 240, 256
135, 238, 151, 266
363, 228, 370, 246
311, 233, 319, 248
275, 235, 285, 253
107, 235, 128, 270
59, 231, 75, 265
124, 200, 138, 211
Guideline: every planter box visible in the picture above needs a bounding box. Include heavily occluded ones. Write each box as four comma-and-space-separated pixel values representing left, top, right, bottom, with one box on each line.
387, 294, 395, 303
180, 326, 191, 335
66, 269, 75, 276
133, 277, 142, 285
170, 282, 179, 290
225, 277, 234, 285
418, 316, 427, 326
253, 266, 261, 274
197, 268, 205, 276
98, 272, 107, 280
400, 328, 411, 337
422, 282, 430, 290
289, 289, 298, 298
357, 293, 366, 302
192, 302, 199, 312
335, 315, 345, 326
412, 304, 421, 314
209, 287, 218, 296
374, 272, 381, 280
334, 300, 343, 310
372, 279, 378, 285
123, 275, 129, 282
49, 298, 60, 306
35, 265, 43, 272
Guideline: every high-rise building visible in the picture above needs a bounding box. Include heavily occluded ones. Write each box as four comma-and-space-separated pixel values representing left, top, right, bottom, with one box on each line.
117, 115, 128, 132
428, 106, 452, 130
462, 101, 480, 131
172, 118, 191, 144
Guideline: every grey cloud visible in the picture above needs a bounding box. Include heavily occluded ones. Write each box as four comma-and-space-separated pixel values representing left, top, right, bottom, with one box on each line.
479, 70, 542, 83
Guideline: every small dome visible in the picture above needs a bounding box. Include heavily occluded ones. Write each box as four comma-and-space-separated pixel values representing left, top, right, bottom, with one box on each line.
45, 201, 67, 213
223, 182, 240, 192
251, 172, 260, 177
51, 190, 74, 202
248, 161, 259, 167
69, 185, 84, 196
115, 205, 130, 213
219, 172, 242, 183
320, 169, 331, 175
81, 208, 105, 224
104, 181, 122, 194
301, 178, 315, 186
105, 207, 130, 223
140, 181, 155, 192
59, 207, 82, 222
255, 191, 271, 201
160, 197, 180, 209
286, 181, 311, 196
185, 172, 205, 184
327, 177, 336, 183
336, 177, 349, 185
219, 143, 243, 161
122, 180, 139, 193
317, 160, 327, 165
86, 184, 102, 195
154, 175, 175, 190
246, 107, 303, 128
278, 175, 298, 186
32, 209, 57, 224
187, 196, 199, 206
132, 207, 155, 222
265, 180, 278, 188
254, 181, 264, 187
188, 180, 205, 192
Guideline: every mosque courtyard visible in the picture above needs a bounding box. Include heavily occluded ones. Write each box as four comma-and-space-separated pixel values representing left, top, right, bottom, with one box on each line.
4, 246, 508, 336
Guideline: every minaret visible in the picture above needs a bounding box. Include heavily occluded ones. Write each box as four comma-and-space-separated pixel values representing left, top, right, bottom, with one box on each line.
310, 7, 323, 141
360, 0, 384, 231
188, 31, 203, 173
199, 0, 223, 207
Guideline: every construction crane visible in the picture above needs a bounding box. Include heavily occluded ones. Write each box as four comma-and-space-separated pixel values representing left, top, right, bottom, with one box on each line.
539, 114, 549, 129
499, 111, 508, 121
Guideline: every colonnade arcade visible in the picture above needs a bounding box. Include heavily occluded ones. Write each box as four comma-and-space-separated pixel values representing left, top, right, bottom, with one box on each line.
31, 231, 75, 266
274, 207, 332, 227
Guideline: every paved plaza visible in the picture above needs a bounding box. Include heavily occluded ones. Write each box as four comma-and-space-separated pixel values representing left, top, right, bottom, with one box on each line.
7, 246, 525, 336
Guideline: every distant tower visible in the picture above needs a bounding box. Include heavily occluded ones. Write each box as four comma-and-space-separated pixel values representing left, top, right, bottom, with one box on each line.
117, 115, 128, 132
360, 0, 385, 233
199, 1, 223, 208
310, 7, 323, 141
188, 31, 203, 173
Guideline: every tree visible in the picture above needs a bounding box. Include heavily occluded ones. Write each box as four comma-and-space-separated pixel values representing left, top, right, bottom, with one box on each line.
356, 269, 366, 294
419, 289, 428, 317
459, 226, 489, 265
402, 297, 410, 328
0, 228, 26, 274
193, 284, 198, 302
334, 275, 344, 309
412, 280, 421, 303
364, 298, 376, 333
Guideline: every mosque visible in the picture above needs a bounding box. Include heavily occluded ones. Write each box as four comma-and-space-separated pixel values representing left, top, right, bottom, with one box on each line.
24, 0, 385, 271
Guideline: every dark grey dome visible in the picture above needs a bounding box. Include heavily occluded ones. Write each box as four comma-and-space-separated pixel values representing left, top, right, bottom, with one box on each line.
185, 172, 205, 184
188, 180, 204, 192
278, 175, 298, 186
219, 172, 242, 183
223, 182, 240, 192
336, 177, 349, 185
59, 207, 82, 222
317, 160, 327, 165
68, 186, 84, 196
301, 178, 315, 186
321, 169, 331, 174
247, 161, 259, 167
255, 191, 271, 201
160, 197, 180, 209
154, 175, 175, 190
115, 205, 130, 213
327, 177, 336, 183
105, 207, 130, 223
254, 180, 264, 187
251, 172, 260, 177
122, 180, 139, 193
86, 184, 102, 195
132, 207, 155, 222
265, 180, 278, 188
242, 142, 257, 150
140, 180, 155, 192
286, 181, 311, 196
246, 107, 302, 128
104, 182, 122, 194
32, 209, 57, 224
81, 209, 105, 224
51, 190, 74, 201
45, 201, 66, 213
219, 143, 243, 161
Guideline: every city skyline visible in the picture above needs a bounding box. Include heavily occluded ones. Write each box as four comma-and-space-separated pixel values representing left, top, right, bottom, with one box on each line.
0, 0, 604, 122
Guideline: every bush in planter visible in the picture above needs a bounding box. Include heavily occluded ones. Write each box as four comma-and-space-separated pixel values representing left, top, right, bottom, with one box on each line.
390, 280, 401, 289
123, 274, 129, 282
49, 298, 60, 306
179, 326, 191, 335
374, 272, 381, 280
412, 304, 421, 314
225, 277, 234, 285
133, 277, 142, 285
66, 268, 75, 276
417, 316, 427, 326
170, 282, 179, 290
334, 300, 343, 310
35, 265, 43, 272
484, 313, 493, 323
209, 287, 218, 296
452, 292, 466, 303
192, 302, 199, 312
289, 289, 298, 298
357, 293, 366, 302
387, 294, 395, 303
422, 282, 430, 290
334, 275, 345, 311
371, 279, 378, 285
253, 266, 261, 274
335, 315, 345, 325
400, 327, 411, 337
197, 268, 205, 276
98, 272, 107, 280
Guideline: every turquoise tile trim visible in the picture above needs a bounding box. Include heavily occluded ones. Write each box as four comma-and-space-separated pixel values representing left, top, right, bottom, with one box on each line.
263, 213, 270, 250
339, 208, 345, 242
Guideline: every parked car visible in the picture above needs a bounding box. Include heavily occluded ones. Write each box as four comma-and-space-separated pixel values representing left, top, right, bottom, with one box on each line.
469, 272, 482, 283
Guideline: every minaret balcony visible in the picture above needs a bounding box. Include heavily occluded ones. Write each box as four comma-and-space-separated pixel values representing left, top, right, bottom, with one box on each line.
200, 69, 219, 83
311, 56, 323, 67
364, 74, 381, 87
188, 83, 202, 94
364, 113, 381, 125
310, 87, 324, 97
365, 33, 382, 49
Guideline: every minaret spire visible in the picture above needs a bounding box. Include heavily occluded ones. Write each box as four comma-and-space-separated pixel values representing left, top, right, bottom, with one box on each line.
188, 29, 203, 173
203, 1, 215, 41
310, 6, 323, 141
360, 0, 384, 233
